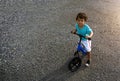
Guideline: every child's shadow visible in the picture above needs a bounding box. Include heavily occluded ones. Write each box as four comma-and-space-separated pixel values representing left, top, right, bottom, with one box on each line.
40, 57, 86, 81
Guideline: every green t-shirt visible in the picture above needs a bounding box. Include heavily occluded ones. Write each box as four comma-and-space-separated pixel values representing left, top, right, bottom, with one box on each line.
75, 23, 93, 40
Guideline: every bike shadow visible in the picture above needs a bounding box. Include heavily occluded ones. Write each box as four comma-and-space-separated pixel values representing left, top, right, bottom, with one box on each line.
40, 57, 87, 81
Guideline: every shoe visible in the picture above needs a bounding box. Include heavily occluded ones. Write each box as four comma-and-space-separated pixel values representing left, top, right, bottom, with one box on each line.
85, 60, 90, 67
85, 63, 90, 67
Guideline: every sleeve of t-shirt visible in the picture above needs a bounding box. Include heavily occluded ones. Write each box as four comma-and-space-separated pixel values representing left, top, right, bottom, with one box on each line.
75, 23, 78, 29
86, 25, 93, 35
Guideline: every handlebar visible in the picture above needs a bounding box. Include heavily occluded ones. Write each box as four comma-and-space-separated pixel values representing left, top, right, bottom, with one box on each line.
76, 33, 85, 38
71, 32, 91, 40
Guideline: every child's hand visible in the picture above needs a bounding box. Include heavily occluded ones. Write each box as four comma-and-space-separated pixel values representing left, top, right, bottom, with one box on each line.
71, 29, 76, 34
86, 32, 93, 39
86, 35, 91, 38
85, 34, 91, 38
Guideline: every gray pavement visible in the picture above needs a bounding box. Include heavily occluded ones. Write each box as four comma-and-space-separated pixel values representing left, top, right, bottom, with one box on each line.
0, 0, 120, 81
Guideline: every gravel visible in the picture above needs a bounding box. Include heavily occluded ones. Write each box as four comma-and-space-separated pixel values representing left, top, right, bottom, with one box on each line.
0, 0, 120, 81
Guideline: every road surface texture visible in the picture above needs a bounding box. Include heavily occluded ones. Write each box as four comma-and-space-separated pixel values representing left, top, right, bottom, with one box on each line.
0, 0, 120, 81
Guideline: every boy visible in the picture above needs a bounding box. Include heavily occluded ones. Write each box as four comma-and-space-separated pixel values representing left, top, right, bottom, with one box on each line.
71, 12, 93, 67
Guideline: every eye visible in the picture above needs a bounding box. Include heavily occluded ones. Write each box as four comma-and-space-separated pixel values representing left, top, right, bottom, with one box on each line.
81, 20, 84, 22
77, 19, 84, 22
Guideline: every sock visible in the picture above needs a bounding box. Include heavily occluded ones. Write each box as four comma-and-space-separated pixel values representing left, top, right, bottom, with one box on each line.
87, 60, 90, 64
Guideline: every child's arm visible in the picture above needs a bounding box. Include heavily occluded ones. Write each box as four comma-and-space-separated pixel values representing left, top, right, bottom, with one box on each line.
71, 29, 77, 34
86, 31, 93, 38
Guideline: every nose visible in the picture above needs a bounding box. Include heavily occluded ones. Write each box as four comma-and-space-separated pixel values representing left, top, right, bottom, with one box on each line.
78, 21, 82, 24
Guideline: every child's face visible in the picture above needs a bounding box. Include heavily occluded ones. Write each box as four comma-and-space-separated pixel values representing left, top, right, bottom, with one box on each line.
76, 18, 85, 27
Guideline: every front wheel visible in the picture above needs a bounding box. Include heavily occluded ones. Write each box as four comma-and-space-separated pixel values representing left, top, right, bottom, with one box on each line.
68, 57, 82, 72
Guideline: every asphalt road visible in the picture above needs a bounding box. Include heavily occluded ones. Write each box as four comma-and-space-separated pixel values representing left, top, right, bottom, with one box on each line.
0, 0, 120, 81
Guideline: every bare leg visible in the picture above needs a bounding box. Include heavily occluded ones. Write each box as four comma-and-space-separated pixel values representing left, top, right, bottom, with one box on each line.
85, 52, 91, 66
87, 52, 91, 61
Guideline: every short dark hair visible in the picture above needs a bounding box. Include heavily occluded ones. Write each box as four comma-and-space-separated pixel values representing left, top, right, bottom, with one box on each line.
76, 12, 88, 21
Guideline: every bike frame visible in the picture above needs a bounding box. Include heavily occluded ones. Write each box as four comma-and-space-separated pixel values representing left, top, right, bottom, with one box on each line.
77, 42, 87, 55
75, 33, 91, 56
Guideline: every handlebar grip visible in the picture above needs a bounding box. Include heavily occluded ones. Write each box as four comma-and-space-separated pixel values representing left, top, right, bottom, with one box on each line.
88, 38, 91, 40
76, 33, 91, 40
